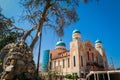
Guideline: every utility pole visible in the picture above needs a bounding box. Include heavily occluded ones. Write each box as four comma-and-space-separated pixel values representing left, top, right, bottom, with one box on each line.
110, 57, 115, 70
37, 31, 42, 77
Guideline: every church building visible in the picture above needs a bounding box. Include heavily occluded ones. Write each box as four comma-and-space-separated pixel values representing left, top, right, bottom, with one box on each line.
42, 29, 108, 78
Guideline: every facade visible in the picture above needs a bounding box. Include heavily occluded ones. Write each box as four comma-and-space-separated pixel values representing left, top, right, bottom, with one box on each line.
42, 29, 108, 78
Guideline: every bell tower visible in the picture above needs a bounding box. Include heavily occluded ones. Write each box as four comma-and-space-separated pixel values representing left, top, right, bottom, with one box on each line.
70, 29, 81, 77
95, 39, 108, 70
72, 29, 81, 40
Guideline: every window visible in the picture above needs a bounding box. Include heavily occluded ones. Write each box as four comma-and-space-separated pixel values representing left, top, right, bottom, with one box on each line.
50, 54, 52, 59
63, 59, 64, 68
54, 61, 56, 68
92, 53, 94, 61
50, 62, 52, 69
87, 52, 89, 60
96, 57, 98, 63
73, 56, 76, 67
75, 37, 79, 39
81, 56, 83, 67
68, 58, 70, 68
89, 48, 91, 51
58, 60, 60, 66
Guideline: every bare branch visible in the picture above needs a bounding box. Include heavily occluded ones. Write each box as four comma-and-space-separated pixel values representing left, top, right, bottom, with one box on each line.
30, 0, 51, 50
11, 24, 26, 31
22, 25, 37, 40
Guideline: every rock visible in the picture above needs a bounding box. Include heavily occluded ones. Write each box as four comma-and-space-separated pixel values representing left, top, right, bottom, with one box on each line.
5, 65, 14, 72
0, 41, 37, 80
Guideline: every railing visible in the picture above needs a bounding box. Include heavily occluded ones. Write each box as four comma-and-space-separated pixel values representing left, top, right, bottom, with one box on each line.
86, 70, 120, 80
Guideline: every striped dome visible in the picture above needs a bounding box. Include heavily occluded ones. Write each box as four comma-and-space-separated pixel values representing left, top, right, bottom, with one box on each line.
72, 29, 80, 34
95, 40, 102, 43
56, 40, 66, 47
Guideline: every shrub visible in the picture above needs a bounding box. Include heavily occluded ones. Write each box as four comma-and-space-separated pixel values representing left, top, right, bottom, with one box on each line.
65, 74, 79, 79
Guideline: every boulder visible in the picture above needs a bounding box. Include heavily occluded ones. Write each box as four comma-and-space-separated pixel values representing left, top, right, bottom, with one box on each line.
0, 41, 37, 80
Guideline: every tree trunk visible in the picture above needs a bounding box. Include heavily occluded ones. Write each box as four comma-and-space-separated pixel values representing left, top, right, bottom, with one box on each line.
30, 0, 51, 51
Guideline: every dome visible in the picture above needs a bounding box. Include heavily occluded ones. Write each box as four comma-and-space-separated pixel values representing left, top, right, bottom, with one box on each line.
72, 29, 81, 34
72, 29, 81, 40
95, 40, 102, 44
56, 40, 66, 47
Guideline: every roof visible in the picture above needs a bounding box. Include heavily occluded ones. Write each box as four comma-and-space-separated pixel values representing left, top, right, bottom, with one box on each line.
50, 49, 70, 60
95, 39, 102, 43
72, 29, 81, 34
56, 40, 66, 47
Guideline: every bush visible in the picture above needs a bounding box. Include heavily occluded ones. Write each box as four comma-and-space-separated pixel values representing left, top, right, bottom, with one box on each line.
64, 74, 72, 79
73, 74, 79, 79
65, 74, 79, 79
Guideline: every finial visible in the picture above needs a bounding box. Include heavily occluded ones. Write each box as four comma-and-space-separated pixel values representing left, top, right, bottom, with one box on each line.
59, 37, 62, 41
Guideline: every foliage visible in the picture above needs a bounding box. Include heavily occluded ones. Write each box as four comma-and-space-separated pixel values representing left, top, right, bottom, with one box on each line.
64, 74, 79, 79
64, 74, 73, 79
51, 71, 58, 78
0, 9, 25, 74
0, 8, 24, 50
0, 9, 15, 50
0, 32, 17, 50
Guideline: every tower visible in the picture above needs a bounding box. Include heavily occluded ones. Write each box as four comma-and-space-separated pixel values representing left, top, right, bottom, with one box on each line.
72, 29, 81, 40
95, 39, 108, 70
70, 29, 81, 77
42, 50, 50, 72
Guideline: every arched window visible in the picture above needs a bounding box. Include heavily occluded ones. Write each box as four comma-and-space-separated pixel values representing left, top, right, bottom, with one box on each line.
63, 59, 65, 68
68, 58, 70, 68
73, 56, 76, 67
50, 54, 52, 59
87, 52, 89, 60
58, 60, 60, 66
92, 53, 94, 61
54, 61, 56, 68
81, 56, 83, 67
50, 62, 52, 69
96, 57, 98, 63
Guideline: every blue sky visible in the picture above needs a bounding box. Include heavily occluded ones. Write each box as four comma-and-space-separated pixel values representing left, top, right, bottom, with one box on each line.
0, 0, 120, 68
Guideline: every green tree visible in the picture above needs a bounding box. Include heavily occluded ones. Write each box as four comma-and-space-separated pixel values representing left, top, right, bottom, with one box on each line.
0, 10, 15, 50
0, 8, 24, 50
64, 74, 73, 79
65, 74, 79, 80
